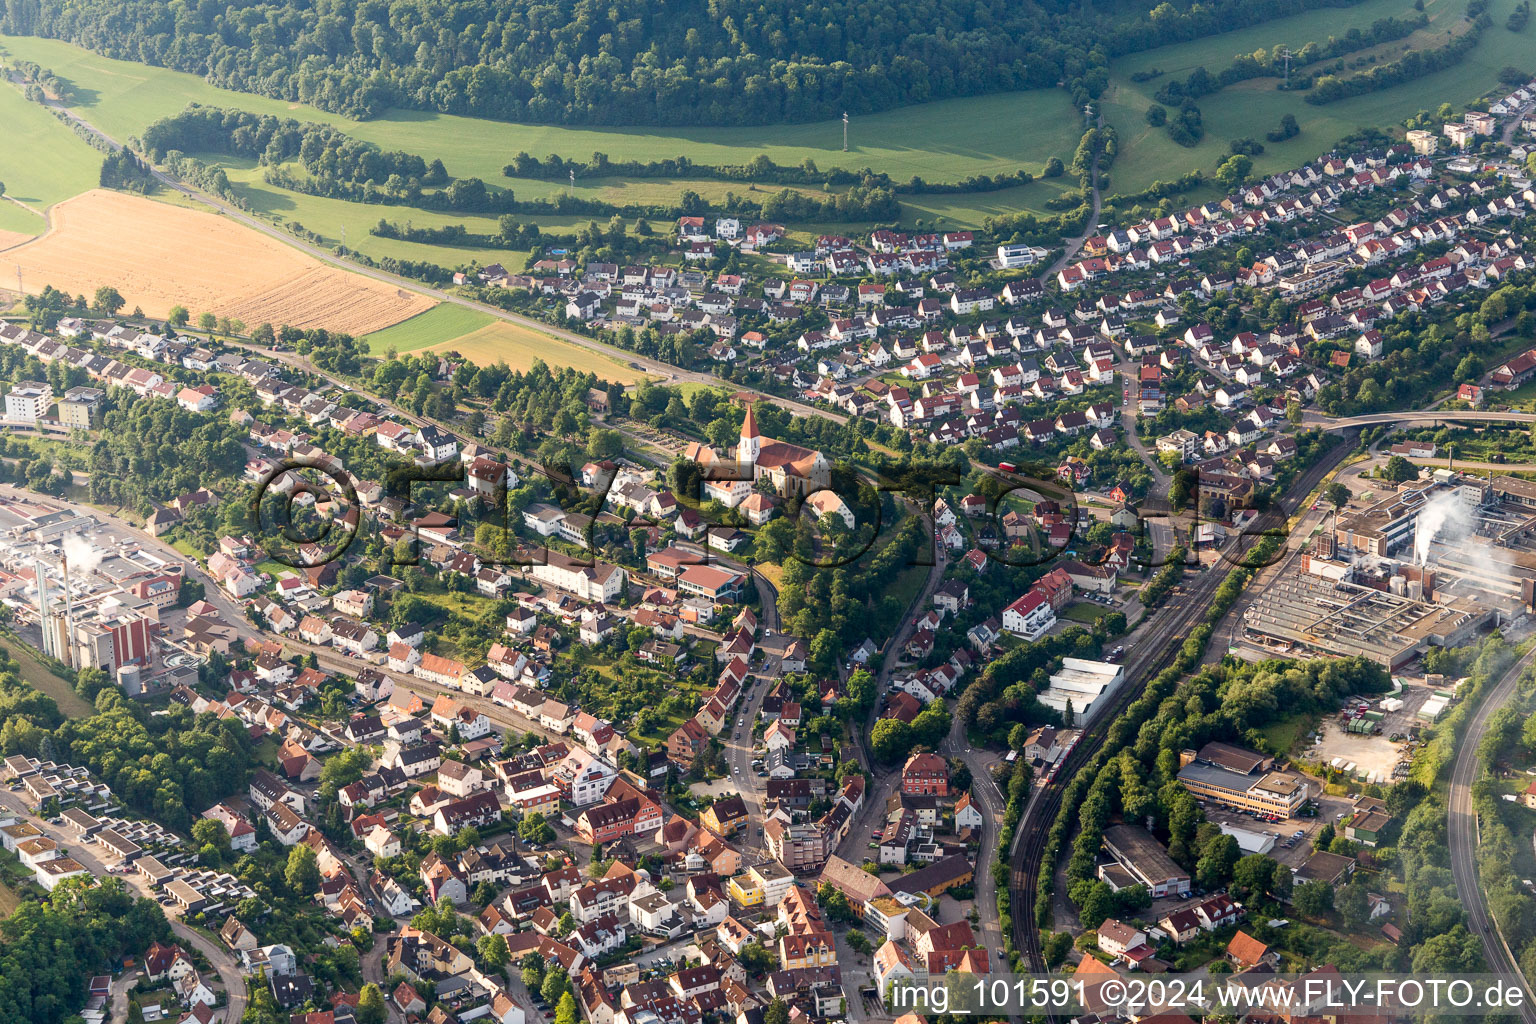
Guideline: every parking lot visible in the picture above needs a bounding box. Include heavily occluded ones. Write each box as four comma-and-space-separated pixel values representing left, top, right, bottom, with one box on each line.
1303, 686, 1432, 784
1198, 786, 1357, 868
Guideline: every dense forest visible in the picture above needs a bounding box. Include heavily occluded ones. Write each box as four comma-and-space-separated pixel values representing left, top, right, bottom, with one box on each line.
1, 0, 1370, 125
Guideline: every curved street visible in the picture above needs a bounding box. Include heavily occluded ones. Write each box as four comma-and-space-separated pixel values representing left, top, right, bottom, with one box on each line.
1448, 646, 1536, 1024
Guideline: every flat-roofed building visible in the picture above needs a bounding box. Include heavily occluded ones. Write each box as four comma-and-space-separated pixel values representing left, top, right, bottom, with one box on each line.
58, 387, 106, 429
136, 855, 176, 887
1177, 760, 1308, 817
96, 827, 143, 862
34, 857, 89, 890
166, 879, 208, 913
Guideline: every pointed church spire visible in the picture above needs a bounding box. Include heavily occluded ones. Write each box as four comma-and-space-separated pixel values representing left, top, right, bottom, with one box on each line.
740, 401, 759, 441
737, 401, 761, 466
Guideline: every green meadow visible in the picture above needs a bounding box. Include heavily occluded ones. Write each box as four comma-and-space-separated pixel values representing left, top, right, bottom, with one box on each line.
361, 304, 495, 354
1101, 0, 1528, 193
0, 74, 103, 236
2, 0, 1527, 249
0, 35, 1084, 184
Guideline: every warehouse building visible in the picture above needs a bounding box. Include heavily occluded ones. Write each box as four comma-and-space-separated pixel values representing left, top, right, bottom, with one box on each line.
1099, 824, 1191, 898
1242, 573, 1489, 669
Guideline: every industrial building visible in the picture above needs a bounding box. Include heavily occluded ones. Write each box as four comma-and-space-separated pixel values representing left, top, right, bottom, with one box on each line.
0, 493, 192, 681
1099, 825, 1191, 898
1332, 479, 1483, 559
1176, 744, 1309, 817
1242, 572, 1491, 669
1037, 658, 1124, 723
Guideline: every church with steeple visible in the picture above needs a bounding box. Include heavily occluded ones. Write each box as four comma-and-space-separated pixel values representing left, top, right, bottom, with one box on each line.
683, 402, 830, 508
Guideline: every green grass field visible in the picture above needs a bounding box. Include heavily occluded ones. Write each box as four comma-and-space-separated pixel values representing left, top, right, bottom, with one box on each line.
0, 35, 1084, 184
1102, 0, 1528, 192
1, 633, 93, 718
0, 76, 103, 236
363, 304, 496, 354
2, 0, 1526, 247
362, 303, 644, 382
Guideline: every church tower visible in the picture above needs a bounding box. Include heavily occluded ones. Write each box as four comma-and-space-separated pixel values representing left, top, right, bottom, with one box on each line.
736, 402, 761, 466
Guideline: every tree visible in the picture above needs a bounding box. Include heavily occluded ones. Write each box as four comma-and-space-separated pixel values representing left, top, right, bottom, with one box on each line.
1196, 834, 1240, 889
555, 992, 579, 1024
1381, 455, 1417, 483
541, 966, 570, 1004
1043, 931, 1074, 968
870, 718, 913, 763
357, 984, 387, 1024
1293, 879, 1334, 918
519, 811, 555, 844
190, 818, 231, 862
817, 882, 854, 923
1325, 482, 1349, 509
1337, 881, 1370, 928
1231, 853, 1279, 897
168, 305, 189, 327
285, 843, 320, 896
478, 932, 510, 969
198, 312, 217, 331
473, 880, 498, 907
765, 998, 791, 1024
738, 942, 777, 976
93, 286, 126, 316
1215, 153, 1253, 189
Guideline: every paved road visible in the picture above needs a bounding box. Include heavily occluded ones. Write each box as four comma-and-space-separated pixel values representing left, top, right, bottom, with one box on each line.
29, 87, 842, 424
1113, 352, 1170, 489
108, 973, 139, 1024
940, 713, 1006, 961
0, 791, 248, 1023
1309, 410, 1536, 430
1448, 645, 1536, 1024
1039, 113, 1104, 283
832, 545, 948, 866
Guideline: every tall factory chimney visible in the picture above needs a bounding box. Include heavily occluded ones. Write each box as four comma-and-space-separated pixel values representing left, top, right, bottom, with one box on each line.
58, 550, 76, 670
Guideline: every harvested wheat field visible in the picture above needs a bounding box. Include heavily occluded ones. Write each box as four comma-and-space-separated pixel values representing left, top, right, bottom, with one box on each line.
430, 321, 645, 384
0, 229, 35, 252
9, 190, 432, 334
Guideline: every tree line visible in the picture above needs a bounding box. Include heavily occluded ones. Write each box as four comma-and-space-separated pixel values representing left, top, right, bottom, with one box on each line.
1152, 14, 1428, 106
1307, 11, 1491, 104
140, 106, 442, 190
5, 57, 73, 102
2, 0, 1370, 126
502, 150, 1040, 196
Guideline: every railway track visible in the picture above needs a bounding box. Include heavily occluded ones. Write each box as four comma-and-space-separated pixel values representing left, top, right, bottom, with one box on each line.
1008, 435, 1357, 975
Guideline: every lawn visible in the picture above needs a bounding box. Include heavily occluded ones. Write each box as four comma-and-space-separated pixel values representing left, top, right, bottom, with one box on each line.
1102, 0, 1531, 193
1060, 602, 1109, 624
0, 74, 103, 233
1, 631, 93, 718
362, 305, 494, 355
427, 321, 646, 384
1256, 712, 1317, 758
0, 35, 1085, 185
